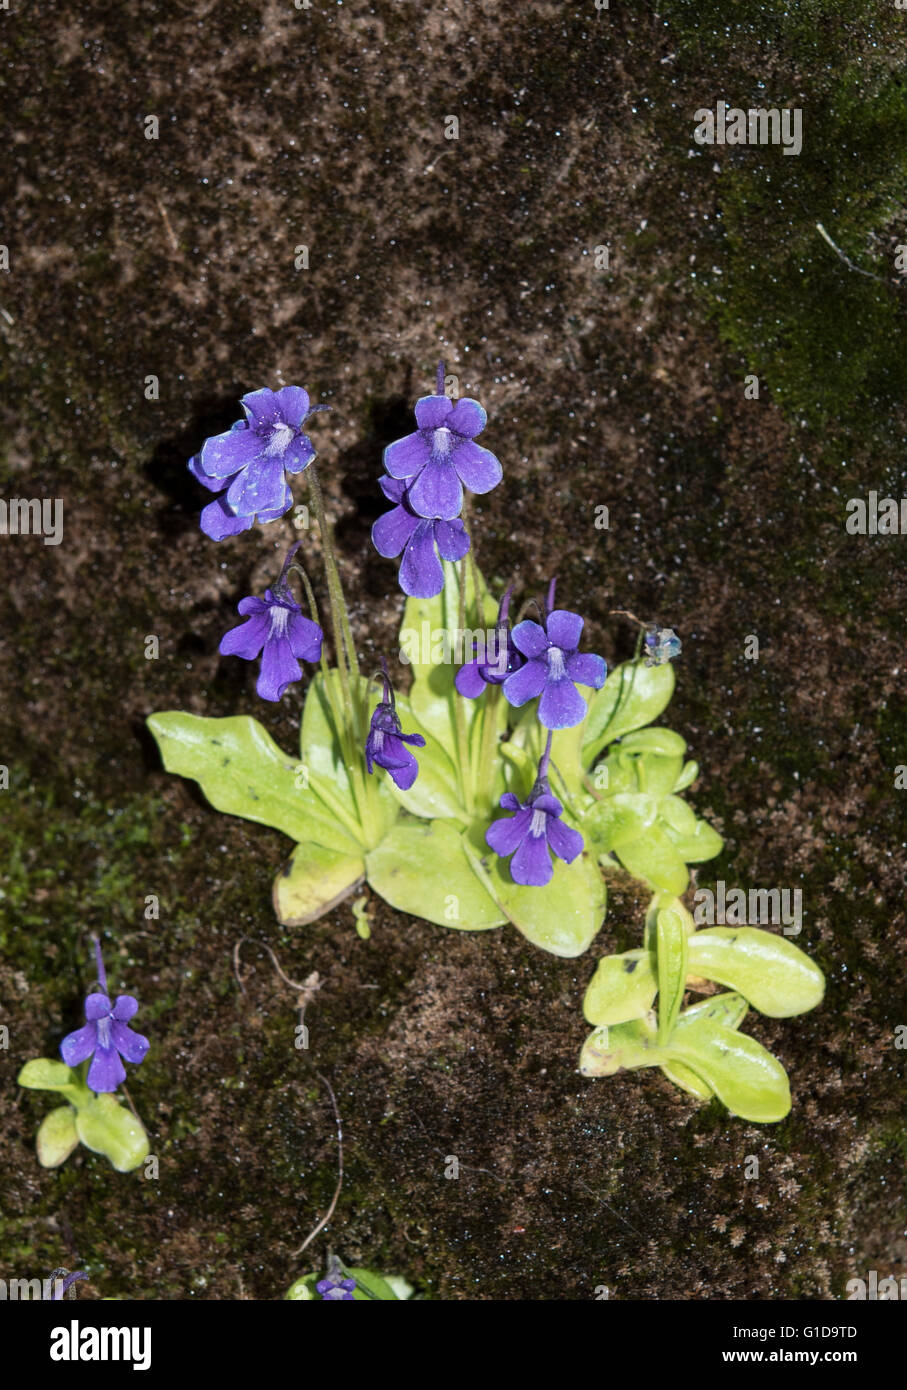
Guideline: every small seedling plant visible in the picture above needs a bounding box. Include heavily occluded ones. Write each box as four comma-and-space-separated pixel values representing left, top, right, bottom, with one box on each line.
144, 363, 825, 1121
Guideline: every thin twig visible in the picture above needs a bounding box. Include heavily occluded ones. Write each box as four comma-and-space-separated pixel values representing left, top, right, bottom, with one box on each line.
290, 1070, 344, 1258
815, 222, 889, 286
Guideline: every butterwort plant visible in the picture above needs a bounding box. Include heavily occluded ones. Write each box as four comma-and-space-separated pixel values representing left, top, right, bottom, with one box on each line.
18, 937, 151, 1171
146, 359, 824, 1119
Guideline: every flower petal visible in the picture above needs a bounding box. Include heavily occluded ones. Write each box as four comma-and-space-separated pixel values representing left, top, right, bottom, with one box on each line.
220, 612, 270, 660
546, 609, 584, 652
86, 1045, 126, 1093
406, 458, 463, 519
84, 993, 112, 1020
225, 457, 288, 516
452, 440, 502, 495
112, 995, 139, 1022
454, 660, 487, 698
257, 485, 295, 523
287, 612, 324, 663
386, 743, 420, 790
485, 806, 532, 858
383, 431, 431, 479
60, 1022, 98, 1067
414, 395, 454, 429
538, 677, 588, 730
447, 398, 487, 438
257, 635, 303, 702
546, 816, 584, 865
400, 521, 444, 598
502, 658, 547, 707
274, 385, 311, 427
240, 387, 281, 429
566, 652, 607, 688
110, 1021, 150, 1065
379, 475, 408, 504
372, 503, 418, 558
282, 433, 316, 474
188, 455, 230, 493
433, 517, 470, 562
200, 424, 264, 479
511, 620, 549, 659
200, 497, 254, 541
510, 831, 554, 887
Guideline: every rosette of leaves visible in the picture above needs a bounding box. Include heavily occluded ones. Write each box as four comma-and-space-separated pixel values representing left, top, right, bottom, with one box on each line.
17, 1059, 150, 1172
147, 562, 722, 958
579, 897, 825, 1121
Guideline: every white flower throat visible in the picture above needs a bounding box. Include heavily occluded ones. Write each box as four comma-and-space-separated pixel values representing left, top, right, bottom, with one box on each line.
546, 645, 566, 679
265, 422, 295, 456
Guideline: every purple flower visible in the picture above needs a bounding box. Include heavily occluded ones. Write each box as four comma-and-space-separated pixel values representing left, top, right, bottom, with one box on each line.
365, 697, 426, 791
455, 586, 525, 697
486, 788, 583, 887
316, 1275, 357, 1301
190, 386, 321, 531
61, 993, 149, 1093
383, 387, 502, 521
220, 586, 323, 703
503, 609, 607, 730
371, 477, 470, 598
189, 431, 294, 541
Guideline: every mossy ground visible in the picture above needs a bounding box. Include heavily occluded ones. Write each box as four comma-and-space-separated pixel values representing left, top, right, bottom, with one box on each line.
0, 0, 904, 1299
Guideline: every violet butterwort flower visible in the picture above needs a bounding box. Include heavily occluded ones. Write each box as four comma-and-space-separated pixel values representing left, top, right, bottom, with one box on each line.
219, 542, 324, 702
316, 1274, 357, 1301
60, 939, 149, 1093
382, 363, 502, 521
503, 605, 607, 730
365, 665, 426, 790
189, 423, 294, 541
191, 386, 323, 533
371, 476, 470, 598
455, 585, 525, 697
485, 737, 583, 887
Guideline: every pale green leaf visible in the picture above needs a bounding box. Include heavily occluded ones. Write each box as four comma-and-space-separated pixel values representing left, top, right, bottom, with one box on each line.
18, 1059, 83, 1097
148, 712, 362, 854
614, 826, 690, 895
273, 841, 367, 926
36, 1105, 79, 1167
689, 928, 825, 1017
582, 661, 675, 762
366, 820, 505, 930
466, 832, 607, 958
74, 1094, 151, 1171
656, 903, 689, 1043
583, 949, 657, 1026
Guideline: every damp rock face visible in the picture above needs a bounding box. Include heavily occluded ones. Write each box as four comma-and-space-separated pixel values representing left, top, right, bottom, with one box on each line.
1, 2, 905, 1299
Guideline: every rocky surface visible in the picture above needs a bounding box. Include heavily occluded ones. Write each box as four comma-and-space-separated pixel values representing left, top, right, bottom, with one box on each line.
1, 0, 905, 1299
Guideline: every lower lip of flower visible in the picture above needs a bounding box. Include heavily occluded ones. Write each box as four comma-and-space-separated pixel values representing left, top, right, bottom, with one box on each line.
371, 730, 385, 752
546, 646, 566, 679
96, 1016, 112, 1048
529, 807, 548, 838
